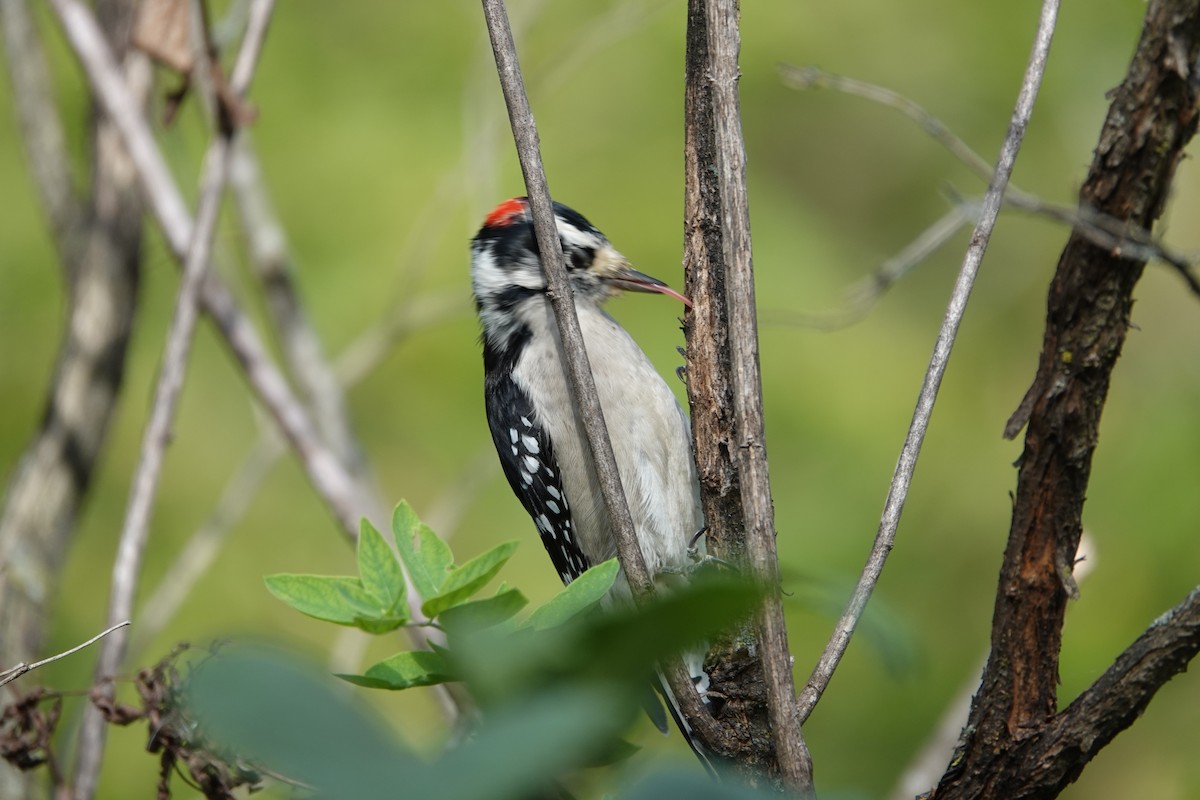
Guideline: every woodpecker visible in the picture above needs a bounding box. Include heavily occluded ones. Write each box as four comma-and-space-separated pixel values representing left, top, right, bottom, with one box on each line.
471, 197, 714, 768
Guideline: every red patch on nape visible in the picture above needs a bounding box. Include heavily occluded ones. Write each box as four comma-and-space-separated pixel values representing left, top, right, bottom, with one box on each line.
484, 197, 529, 229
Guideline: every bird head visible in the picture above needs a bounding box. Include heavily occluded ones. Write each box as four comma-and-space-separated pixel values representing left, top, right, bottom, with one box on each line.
470, 197, 688, 349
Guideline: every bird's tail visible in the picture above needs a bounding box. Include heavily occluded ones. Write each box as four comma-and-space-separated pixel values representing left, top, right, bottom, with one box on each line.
653, 649, 719, 779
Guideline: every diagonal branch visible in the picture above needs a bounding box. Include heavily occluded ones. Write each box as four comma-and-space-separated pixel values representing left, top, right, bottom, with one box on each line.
1005, 586, 1200, 799
477, 0, 652, 597
927, 586, 1200, 800
479, 0, 727, 756
778, 64, 1199, 299
0, 622, 130, 688
73, 68, 236, 800
798, 0, 1060, 723
48, 0, 369, 543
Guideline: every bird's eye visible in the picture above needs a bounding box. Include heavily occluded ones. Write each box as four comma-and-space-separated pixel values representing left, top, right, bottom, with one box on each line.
564, 244, 596, 272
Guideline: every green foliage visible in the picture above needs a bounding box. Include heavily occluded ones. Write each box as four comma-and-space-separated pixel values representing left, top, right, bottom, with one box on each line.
439, 586, 528, 634
186, 646, 635, 800
523, 557, 620, 631
232, 503, 774, 797
337, 649, 455, 690
263, 518, 411, 635
391, 499, 455, 600
266, 501, 621, 690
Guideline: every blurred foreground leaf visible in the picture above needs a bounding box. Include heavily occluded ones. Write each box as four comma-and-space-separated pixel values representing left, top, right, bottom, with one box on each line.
439, 586, 528, 633
187, 646, 633, 800
186, 646, 418, 800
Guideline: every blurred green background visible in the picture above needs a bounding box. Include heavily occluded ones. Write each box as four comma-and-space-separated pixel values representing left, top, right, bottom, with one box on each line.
2, 0, 1198, 797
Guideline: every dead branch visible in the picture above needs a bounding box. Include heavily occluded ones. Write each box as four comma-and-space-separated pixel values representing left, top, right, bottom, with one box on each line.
932, 1, 1200, 796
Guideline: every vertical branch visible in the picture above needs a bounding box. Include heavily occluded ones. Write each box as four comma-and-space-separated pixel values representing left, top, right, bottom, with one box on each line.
0, 1, 144, 797
934, 1, 1200, 797
699, 0, 813, 791
480, 0, 725, 751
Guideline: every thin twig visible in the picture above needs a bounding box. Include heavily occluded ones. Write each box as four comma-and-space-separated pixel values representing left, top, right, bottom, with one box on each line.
47, 0, 191, 248
73, 107, 234, 800
230, 135, 367, 471
478, 0, 653, 596
129, 431, 283, 658
780, 64, 1199, 299
766, 203, 973, 331
227, 0, 274, 93
797, 0, 1060, 722
48, 0, 372, 541
0, 622, 130, 688
61, 1, 269, 793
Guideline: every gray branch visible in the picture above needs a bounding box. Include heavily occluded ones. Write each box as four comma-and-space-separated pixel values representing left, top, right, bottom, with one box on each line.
73, 129, 234, 800
797, 0, 1060, 722
701, 0, 815, 791
478, 0, 653, 596
479, 0, 726, 755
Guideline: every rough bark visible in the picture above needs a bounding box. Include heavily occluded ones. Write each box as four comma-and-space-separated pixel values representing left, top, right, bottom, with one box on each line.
0, 0, 145, 797
932, 2, 1200, 797
682, 0, 813, 792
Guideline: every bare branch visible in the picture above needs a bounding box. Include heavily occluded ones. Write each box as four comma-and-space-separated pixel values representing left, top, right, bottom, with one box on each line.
48, 0, 368, 541
0, 6, 147, 799
478, 0, 653, 596
129, 431, 283, 658
0, 622, 130, 688
230, 136, 365, 469
701, 0, 815, 790
932, 0, 1200, 795
48, 0, 191, 248
73, 103, 234, 800
798, 0, 1059, 722
227, 0, 274, 93
0, 0, 82, 257
780, 64, 1200, 301
1023, 587, 1200, 795
130, 287, 464, 658
765, 204, 972, 331
480, 0, 731, 763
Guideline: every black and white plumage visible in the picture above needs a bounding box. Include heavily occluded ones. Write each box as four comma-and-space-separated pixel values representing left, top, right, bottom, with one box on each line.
471, 197, 714, 768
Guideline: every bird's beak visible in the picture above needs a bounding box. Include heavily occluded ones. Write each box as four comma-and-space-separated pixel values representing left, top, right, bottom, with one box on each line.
597, 247, 693, 308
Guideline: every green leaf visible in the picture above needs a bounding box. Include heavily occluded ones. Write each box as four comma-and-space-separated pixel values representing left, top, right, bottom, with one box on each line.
339, 650, 456, 691
439, 587, 528, 633
433, 685, 633, 800
186, 645, 418, 800
422, 540, 518, 618
392, 501, 453, 600
265, 574, 406, 634
357, 518, 407, 618
522, 558, 620, 631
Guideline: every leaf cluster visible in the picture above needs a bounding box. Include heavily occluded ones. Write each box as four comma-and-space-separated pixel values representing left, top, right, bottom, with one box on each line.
187, 502, 768, 799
